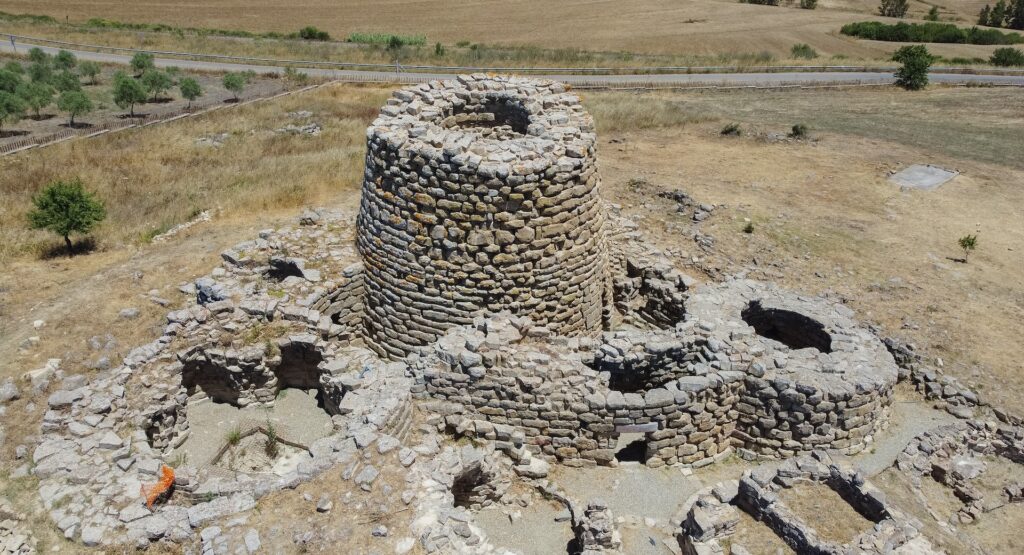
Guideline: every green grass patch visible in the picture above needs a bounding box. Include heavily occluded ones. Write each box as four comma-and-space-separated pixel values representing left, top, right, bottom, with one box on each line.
346, 32, 427, 46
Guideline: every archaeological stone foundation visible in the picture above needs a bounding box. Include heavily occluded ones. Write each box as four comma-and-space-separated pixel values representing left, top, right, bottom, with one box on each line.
29, 75, 968, 554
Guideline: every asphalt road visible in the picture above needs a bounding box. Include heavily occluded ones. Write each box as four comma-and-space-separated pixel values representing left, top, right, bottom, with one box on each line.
4, 37, 1024, 89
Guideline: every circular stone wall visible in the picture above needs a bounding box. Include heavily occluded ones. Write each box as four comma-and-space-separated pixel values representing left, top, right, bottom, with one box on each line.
357, 75, 610, 357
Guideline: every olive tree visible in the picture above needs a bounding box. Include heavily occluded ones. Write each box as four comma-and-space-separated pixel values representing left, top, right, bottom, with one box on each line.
27, 179, 106, 254
893, 45, 932, 90
112, 71, 147, 117
179, 77, 202, 108
57, 90, 93, 126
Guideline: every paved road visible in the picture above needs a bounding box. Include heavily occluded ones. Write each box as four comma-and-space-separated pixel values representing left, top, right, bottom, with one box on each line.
4, 37, 1024, 88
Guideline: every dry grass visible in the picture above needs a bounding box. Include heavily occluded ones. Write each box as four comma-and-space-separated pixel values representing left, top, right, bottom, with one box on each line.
0, 84, 387, 262
0, 0, 1011, 63
778, 484, 874, 544
594, 86, 1024, 415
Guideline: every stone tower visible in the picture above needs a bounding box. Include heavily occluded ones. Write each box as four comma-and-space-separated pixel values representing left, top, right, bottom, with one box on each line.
356, 75, 609, 357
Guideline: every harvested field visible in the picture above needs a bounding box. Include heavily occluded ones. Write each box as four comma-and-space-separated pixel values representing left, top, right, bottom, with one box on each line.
0, 0, 1011, 61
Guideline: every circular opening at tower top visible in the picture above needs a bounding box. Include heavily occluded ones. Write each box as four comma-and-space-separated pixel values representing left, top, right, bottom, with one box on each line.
442, 94, 531, 138
741, 300, 833, 353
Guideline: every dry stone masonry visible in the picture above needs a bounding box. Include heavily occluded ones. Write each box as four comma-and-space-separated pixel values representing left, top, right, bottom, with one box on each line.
357, 75, 610, 358
26, 76, 988, 553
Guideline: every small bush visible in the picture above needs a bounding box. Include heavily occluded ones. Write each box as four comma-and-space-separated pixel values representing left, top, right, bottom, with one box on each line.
0, 90, 26, 131
878, 0, 909, 18
455, 40, 471, 47
54, 50, 77, 71
789, 123, 809, 138
721, 122, 742, 136
958, 234, 978, 261
800, 0, 818, 8
225, 426, 243, 446
179, 77, 202, 108
434, 42, 445, 56
743, 221, 755, 234
743, 0, 781, 5
27, 179, 106, 254
130, 52, 155, 75
926, 6, 940, 21
222, 72, 247, 100
791, 43, 818, 59
990, 47, 1024, 65
893, 44, 933, 90
297, 26, 330, 41
78, 61, 101, 85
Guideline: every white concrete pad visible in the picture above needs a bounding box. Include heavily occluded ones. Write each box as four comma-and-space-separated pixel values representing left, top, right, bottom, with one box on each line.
889, 164, 958, 191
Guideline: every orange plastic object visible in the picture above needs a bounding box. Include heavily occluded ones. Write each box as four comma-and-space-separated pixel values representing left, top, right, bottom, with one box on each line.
140, 465, 175, 508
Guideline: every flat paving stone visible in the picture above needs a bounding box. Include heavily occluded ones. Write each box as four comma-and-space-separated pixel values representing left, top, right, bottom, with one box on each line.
889, 164, 958, 191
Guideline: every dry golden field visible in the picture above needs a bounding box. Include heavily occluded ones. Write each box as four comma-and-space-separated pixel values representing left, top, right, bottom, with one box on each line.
0, 0, 1008, 60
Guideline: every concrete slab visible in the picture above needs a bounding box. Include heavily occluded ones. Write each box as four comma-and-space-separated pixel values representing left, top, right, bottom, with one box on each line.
889, 164, 958, 191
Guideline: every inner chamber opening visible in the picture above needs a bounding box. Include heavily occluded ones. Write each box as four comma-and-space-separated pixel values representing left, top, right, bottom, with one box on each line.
443, 95, 531, 139
741, 300, 833, 353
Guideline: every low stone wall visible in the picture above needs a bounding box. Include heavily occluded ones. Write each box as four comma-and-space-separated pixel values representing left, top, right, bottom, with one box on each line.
679, 451, 927, 555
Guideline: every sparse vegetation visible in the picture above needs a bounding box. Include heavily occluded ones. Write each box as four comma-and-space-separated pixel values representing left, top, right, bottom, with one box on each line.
53, 50, 77, 71
743, 221, 755, 234
347, 32, 426, 46
799, 0, 818, 9
0, 90, 26, 131
721, 122, 742, 136
263, 421, 279, 458
222, 72, 247, 101
958, 234, 978, 262
878, 0, 909, 18
297, 26, 330, 41
790, 43, 818, 59
225, 426, 243, 446
990, 47, 1024, 65
26, 178, 106, 254
789, 123, 809, 138
893, 45, 933, 90
926, 6, 940, 21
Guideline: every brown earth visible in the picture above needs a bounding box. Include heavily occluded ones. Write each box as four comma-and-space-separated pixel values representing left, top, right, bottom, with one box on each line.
0, 0, 1011, 60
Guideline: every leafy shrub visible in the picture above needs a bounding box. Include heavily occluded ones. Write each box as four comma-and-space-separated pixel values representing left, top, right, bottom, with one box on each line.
16, 81, 54, 118
434, 42, 446, 56
297, 26, 330, 41
958, 234, 978, 261
926, 6, 940, 21
721, 123, 742, 136
4, 61, 23, 75
54, 50, 77, 70
743, 221, 755, 234
789, 123, 809, 138
222, 72, 247, 100
893, 44, 933, 90
27, 47, 49, 65
52, 70, 81, 92
141, 69, 173, 100
0, 90, 26, 131
800, 0, 818, 8
0, 69, 19, 93
78, 61, 101, 85
878, 0, 909, 18
130, 52, 155, 75
990, 46, 1024, 65
791, 43, 818, 59
27, 179, 106, 254
841, 21, 1024, 44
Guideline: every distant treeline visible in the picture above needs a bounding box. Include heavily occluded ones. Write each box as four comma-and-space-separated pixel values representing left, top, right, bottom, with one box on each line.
841, 21, 1024, 45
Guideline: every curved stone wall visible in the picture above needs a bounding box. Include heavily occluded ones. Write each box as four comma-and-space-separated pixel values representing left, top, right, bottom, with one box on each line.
356, 75, 610, 357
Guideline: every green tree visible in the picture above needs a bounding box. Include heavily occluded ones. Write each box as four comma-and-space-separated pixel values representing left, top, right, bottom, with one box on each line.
52, 70, 82, 92
958, 234, 978, 262
112, 71, 147, 116
979, 4, 992, 25
54, 50, 77, 70
1009, 0, 1024, 29
0, 91, 27, 133
222, 72, 246, 100
16, 81, 54, 118
0, 69, 21, 93
27, 47, 50, 65
892, 44, 932, 90
178, 77, 202, 108
78, 61, 101, 85
28, 62, 53, 84
926, 5, 940, 20
991, 0, 1008, 26
57, 90, 93, 126
990, 46, 1024, 65
878, 0, 909, 17
130, 52, 155, 76
141, 69, 172, 101
27, 179, 106, 254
